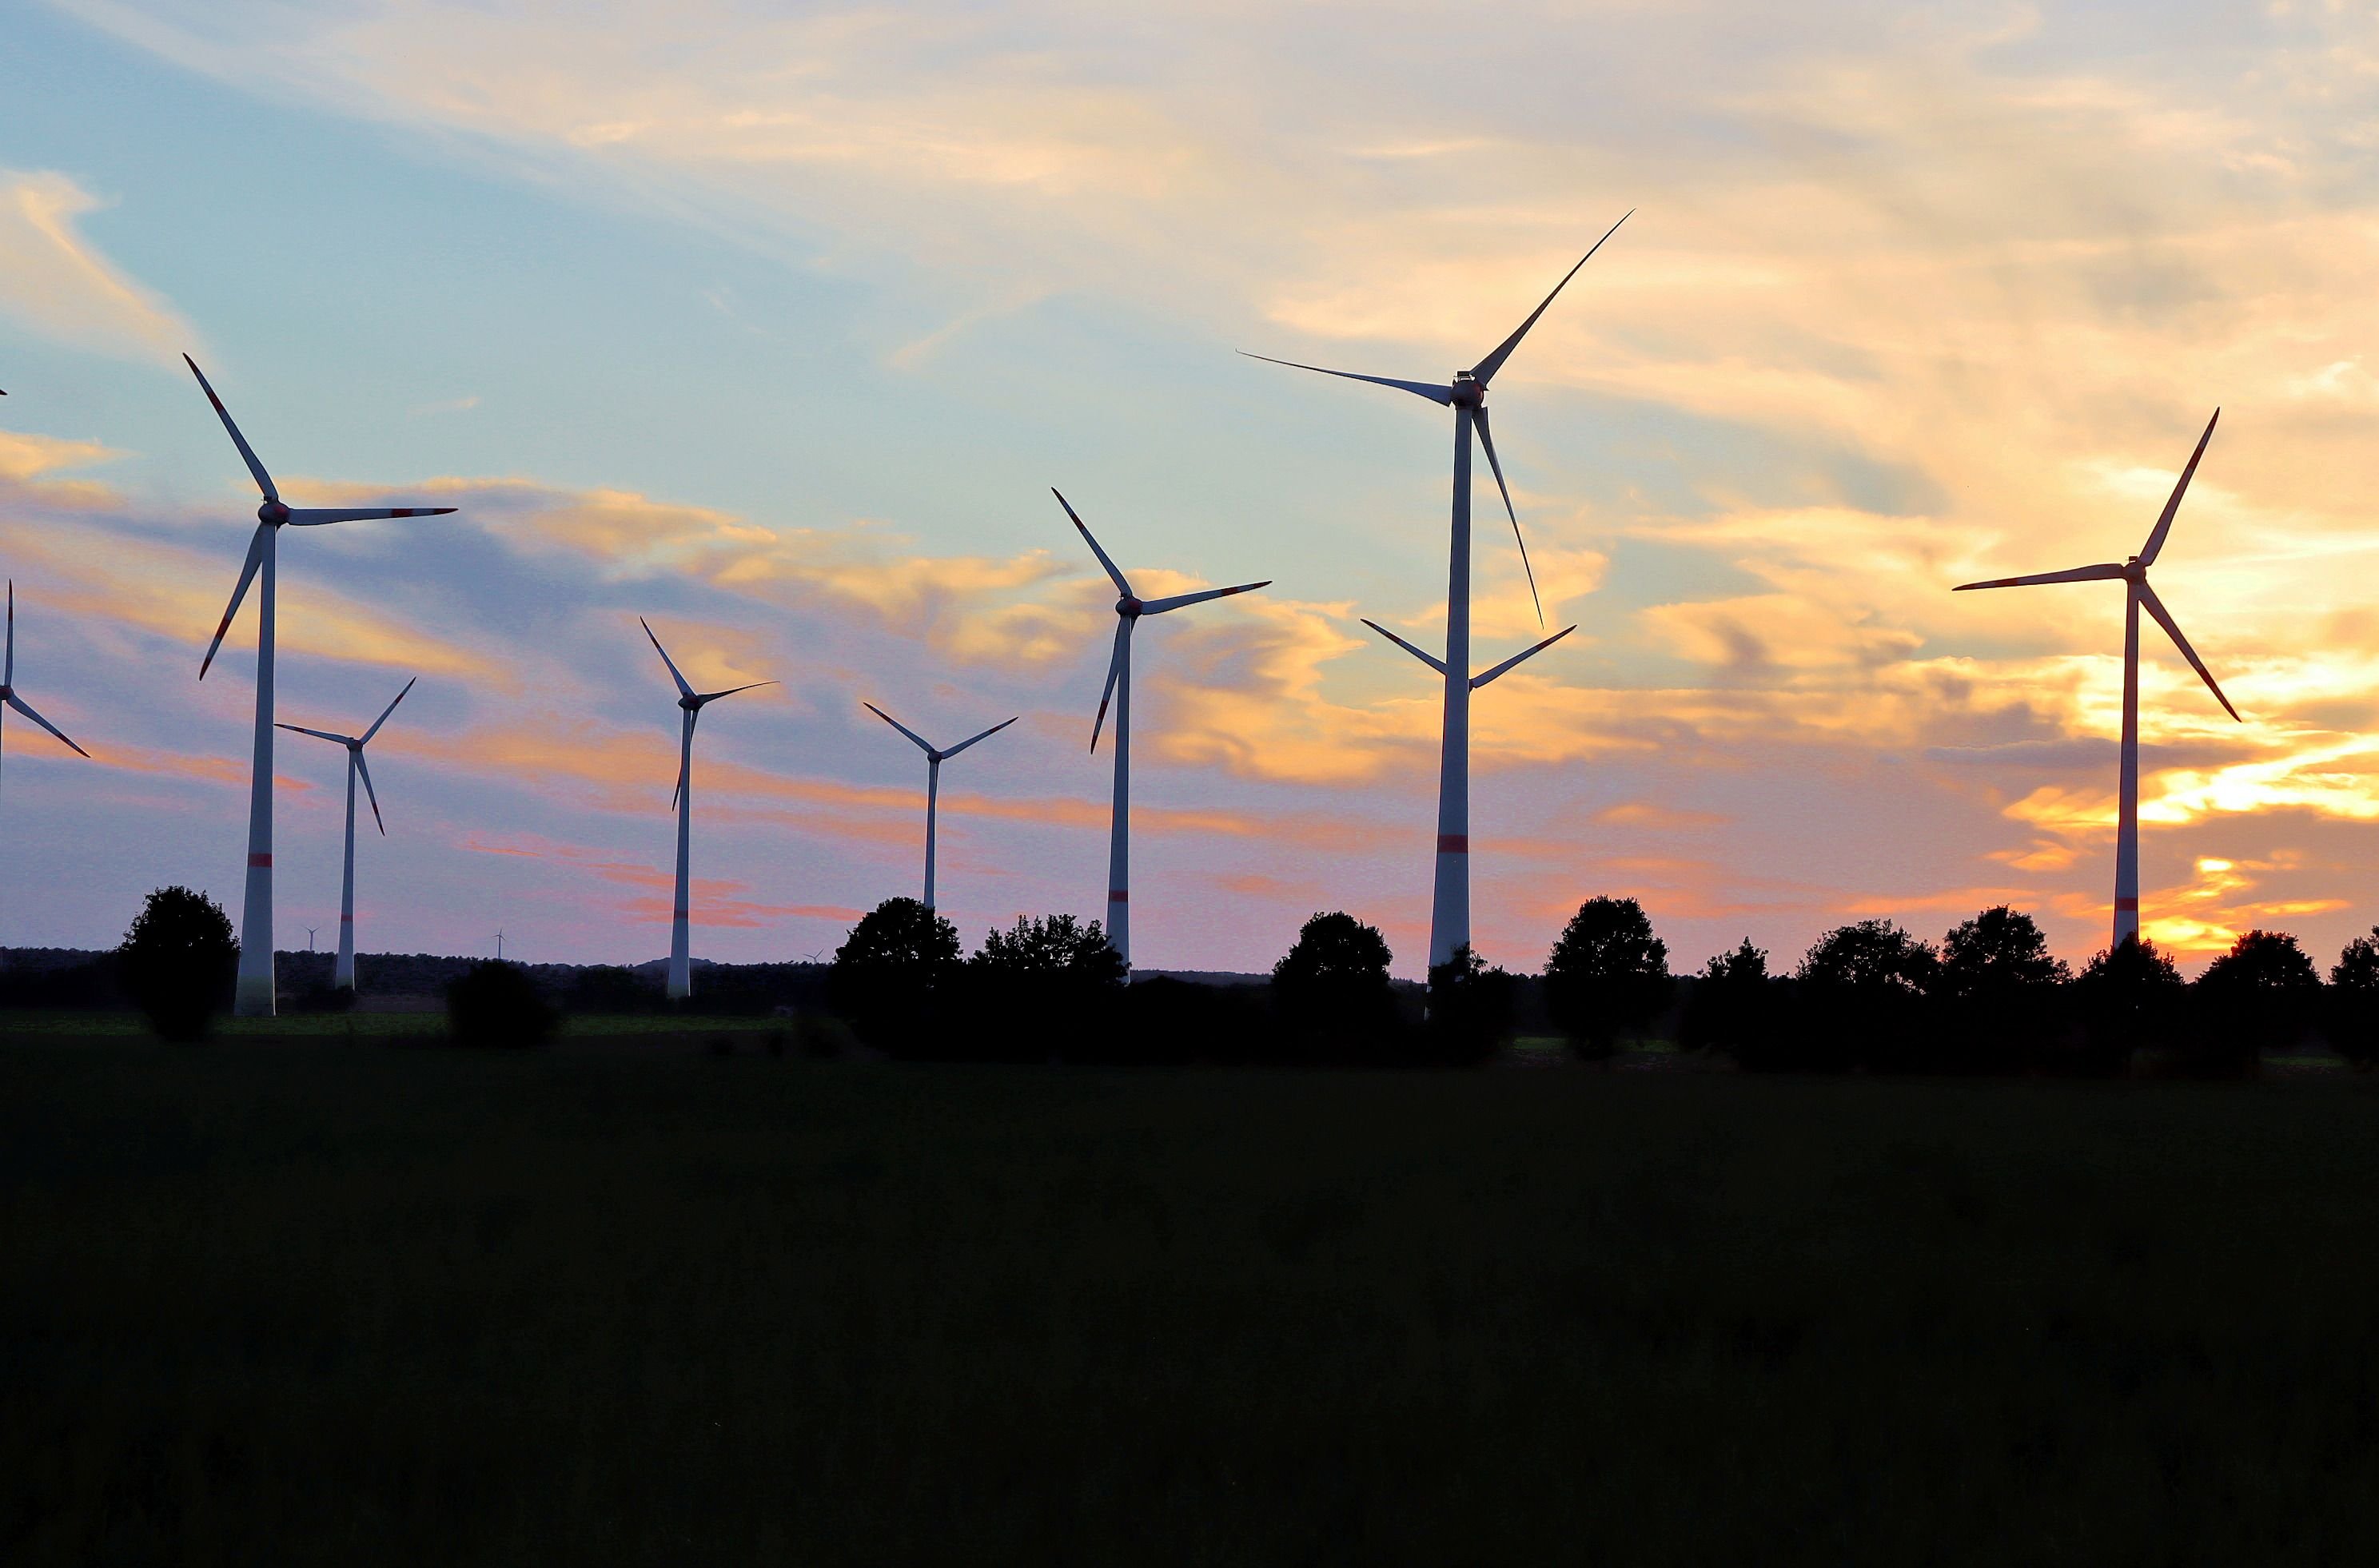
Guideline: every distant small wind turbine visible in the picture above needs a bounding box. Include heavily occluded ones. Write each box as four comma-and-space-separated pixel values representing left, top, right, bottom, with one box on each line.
1955, 409, 2239, 950
1245, 213, 1628, 968
1053, 489, 1268, 969
184, 355, 456, 1016
1, 582, 91, 778
305, 925, 318, 953
277, 677, 415, 992
642, 619, 774, 999
863, 702, 1017, 913
495, 930, 505, 961
1, 582, 90, 965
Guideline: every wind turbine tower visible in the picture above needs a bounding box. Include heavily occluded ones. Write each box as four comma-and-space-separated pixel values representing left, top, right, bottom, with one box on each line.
1053, 490, 1268, 969
863, 702, 1017, 913
277, 677, 415, 991
1955, 410, 2239, 949
184, 356, 456, 1015
1246, 213, 1629, 967
642, 619, 774, 999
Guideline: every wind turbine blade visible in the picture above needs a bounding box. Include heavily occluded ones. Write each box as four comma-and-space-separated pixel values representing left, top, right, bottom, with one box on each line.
1953, 563, 2127, 591
5, 580, 13, 689
1236, 352, 1454, 406
181, 354, 278, 502
1470, 210, 1632, 386
360, 677, 416, 745
2138, 581, 2240, 722
1141, 580, 1271, 615
199, 522, 270, 680
671, 710, 692, 811
640, 617, 696, 701
1472, 624, 1578, 689
863, 702, 938, 756
941, 714, 1018, 758
1051, 489, 1134, 597
1091, 619, 1129, 754
284, 506, 457, 526
1472, 406, 1542, 625
354, 750, 386, 834
4, 692, 88, 758
1359, 618, 1449, 676
273, 723, 357, 746
2138, 408, 2220, 567
695, 680, 776, 705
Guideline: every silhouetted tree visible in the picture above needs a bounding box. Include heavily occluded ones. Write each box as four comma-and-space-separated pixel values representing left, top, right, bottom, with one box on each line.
1791, 919, 1938, 1071
828, 897, 962, 1051
1934, 906, 2071, 1073
1273, 912, 1398, 1058
2328, 929, 2379, 1069
2190, 929, 2318, 1074
963, 913, 1127, 1061
445, 960, 557, 1046
119, 886, 237, 1042
1678, 938, 1775, 1057
565, 964, 665, 1015
1425, 944, 1517, 1066
2072, 937, 2185, 1074
1544, 897, 1672, 1059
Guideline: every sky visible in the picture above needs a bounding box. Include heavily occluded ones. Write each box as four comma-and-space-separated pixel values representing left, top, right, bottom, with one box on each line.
4, 0, 2379, 978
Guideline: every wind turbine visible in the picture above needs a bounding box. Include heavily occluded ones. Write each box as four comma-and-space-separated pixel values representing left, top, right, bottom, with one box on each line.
277, 677, 415, 992
1245, 213, 1628, 967
1, 582, 90, 965
1955, 409, 2239, 950
863, 702, 1017, 913
1052, 489, 1268, 969
643, 619, 774, 1000
185, 355, 456, 1016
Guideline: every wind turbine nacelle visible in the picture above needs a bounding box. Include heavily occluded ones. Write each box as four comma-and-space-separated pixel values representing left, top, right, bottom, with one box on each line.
1449, 373, 1484, 408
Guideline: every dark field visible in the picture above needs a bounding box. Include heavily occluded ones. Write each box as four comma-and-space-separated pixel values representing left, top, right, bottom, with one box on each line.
6, 1036, 2377, 1565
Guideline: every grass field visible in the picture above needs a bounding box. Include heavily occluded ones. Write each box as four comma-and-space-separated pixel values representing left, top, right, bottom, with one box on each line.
5, 1032, 2377, 1564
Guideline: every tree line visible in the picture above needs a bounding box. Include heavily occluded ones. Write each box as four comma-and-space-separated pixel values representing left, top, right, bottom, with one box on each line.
49, 885, 2379, 1073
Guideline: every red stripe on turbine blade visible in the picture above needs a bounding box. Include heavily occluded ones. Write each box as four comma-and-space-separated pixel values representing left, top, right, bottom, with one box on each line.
1437, 835, 1468, 854
2114, 897, 2140, 911
248, 853, 272, 867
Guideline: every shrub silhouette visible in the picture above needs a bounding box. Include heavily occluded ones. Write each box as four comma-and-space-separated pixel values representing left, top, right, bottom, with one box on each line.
119, 886, 237, 1042
566, 964, 665, 1015
2329, 929, 2379, 1069
1935, 907, 2071, 1073
1272, 912, 1398, 1059
445, 960, 558, 1048
2073, 937, 2185, 1074
962, 913, 1126, 1061
1544, 897, 1671, 1059
1425, 944, 1516, 1066
1787, 919, 1938, 1072
1678, 938, 1773, 1057
828, 897, 962, 1051
2189, 929, 2318, 1075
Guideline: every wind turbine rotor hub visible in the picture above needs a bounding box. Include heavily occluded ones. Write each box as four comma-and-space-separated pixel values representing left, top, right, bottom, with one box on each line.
259, 499, 290, 525
1449, 375, 1484, 408
1118, 596, 1143, 618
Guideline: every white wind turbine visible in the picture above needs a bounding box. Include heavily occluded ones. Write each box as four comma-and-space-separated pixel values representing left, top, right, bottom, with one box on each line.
643, 619, 775, 1000
2, 582, 91, 963
1246, 213, 1628, 968
1955, 409, 2239, 951
277, 677, 415, 992
863, 702, 1017, 913
185, 355, 456, 1016
1053, 489, 1269, 970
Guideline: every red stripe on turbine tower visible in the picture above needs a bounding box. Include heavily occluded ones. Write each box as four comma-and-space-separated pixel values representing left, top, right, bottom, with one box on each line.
248, 853, 271, 867
1108, 889, 1129, 902
1437, 834, 1468, 854
2115, 897, 2140, 911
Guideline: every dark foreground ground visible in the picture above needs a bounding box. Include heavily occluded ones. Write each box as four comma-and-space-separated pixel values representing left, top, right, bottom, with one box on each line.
5, 1033, 2377, 1565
